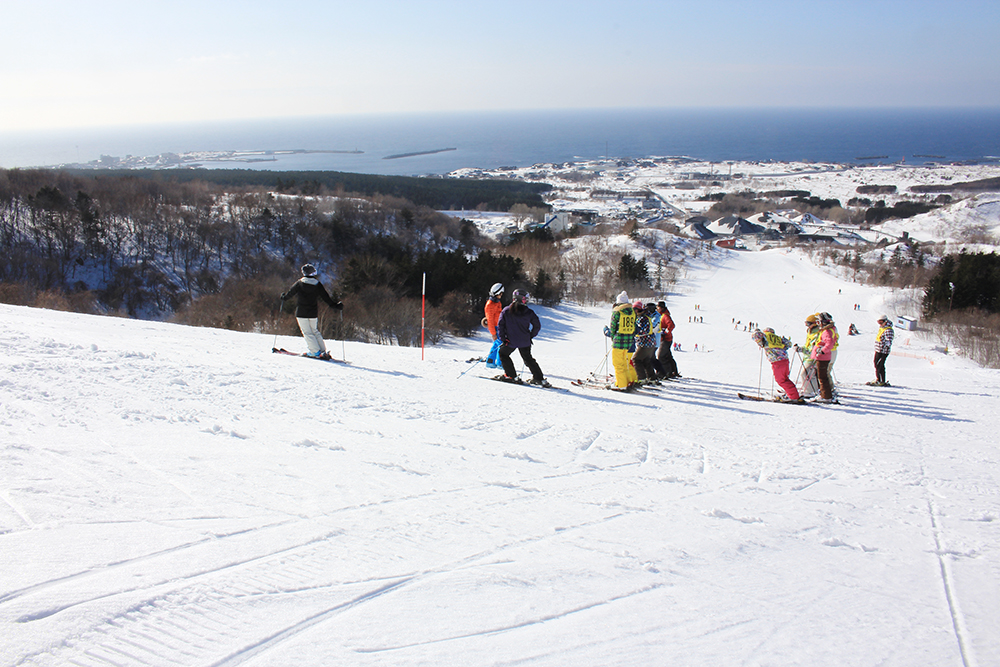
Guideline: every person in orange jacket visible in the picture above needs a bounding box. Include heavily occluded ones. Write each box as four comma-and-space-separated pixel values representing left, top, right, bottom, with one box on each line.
483, 282, 504, 368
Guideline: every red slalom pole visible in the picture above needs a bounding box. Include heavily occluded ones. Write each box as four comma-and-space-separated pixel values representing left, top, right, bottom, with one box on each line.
421, 272, 426, 360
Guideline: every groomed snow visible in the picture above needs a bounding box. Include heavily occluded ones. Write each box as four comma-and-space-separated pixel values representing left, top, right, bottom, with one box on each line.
2, 248, 999, 666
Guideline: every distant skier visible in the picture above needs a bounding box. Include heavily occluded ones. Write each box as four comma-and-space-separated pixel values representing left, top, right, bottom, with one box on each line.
752, 327, 801, 402
867, 315, 895, 386
609, 291, 638, 390
496, 289, 550, 387
655, 301, 679, 379
281, 264, 343, 359
483, 282, 504, 368
810, 312, 838, 401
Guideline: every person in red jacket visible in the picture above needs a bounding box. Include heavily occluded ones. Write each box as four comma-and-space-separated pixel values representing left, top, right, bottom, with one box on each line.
281, 264, 343, 359
655, 301, 680, 379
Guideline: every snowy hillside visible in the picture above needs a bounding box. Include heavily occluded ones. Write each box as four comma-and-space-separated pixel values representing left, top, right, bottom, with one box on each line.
2, 248, 999, 667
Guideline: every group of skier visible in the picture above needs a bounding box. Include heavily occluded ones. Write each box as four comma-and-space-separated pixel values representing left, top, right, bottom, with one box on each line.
751, 310, 895, 404
279, 262, 896, 401
482, 283, 551, 387
482, 283, 681, 392
606, 291, 681, 391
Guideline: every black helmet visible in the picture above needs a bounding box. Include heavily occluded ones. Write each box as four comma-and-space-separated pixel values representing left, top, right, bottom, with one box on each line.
301, 263, 317, 277
818, 312, 833, 325
511, 289, 530, 305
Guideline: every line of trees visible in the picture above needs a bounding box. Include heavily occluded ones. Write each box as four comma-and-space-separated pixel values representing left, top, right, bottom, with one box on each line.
922, 251, 1000, 368
1, 168, 569, 346
69, 168, 553, 211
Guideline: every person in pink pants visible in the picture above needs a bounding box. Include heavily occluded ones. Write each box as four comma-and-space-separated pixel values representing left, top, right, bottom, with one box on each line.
752, 327, 801, 401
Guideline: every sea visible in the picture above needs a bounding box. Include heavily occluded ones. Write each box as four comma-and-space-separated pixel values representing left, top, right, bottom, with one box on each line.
2, 107, 999, 176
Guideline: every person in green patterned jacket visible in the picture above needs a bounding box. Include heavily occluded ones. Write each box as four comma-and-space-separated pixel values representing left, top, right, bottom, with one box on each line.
609, 291, 639, 390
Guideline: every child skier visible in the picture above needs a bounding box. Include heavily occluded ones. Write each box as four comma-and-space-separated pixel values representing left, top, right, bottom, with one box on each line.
868, 315, 895, 386
632, 300, 658, 384
655, 301, 679, 379
810, 312, 838, 401
483, 282, 504, 368
752, 327, 801, 402
798, 313, 821, 398
609, 292, 638, 390
281, 264, 343, 359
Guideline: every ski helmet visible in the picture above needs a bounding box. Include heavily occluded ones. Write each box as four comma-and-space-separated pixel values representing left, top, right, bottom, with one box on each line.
644, 302, 657, 314
819, 312, 833, 325
301, 263, 317, 277
490, 282, 504, 297
805, 314, 818, 326
878, 314, 891, 324
511, 289, 529, 305
763, 327, 775, 334
632, 300, 644, 310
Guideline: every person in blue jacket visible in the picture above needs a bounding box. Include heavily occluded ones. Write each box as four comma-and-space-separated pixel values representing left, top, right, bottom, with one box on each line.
281, 264, 343, 358
496, 289, 550, 387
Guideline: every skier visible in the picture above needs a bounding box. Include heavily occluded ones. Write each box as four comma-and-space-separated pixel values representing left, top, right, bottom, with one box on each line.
655, 301, 679, 379
752, 327, 801, 402
868, 315, 895, 386
810, 312, 838, 401
496, 289, 550, 387
631, 301, 658, 384
281, 264, 343, 359
609, 291, 638, 390
797, 313, 821, 398
645, 302, 667, 378
483, 282, 504, 368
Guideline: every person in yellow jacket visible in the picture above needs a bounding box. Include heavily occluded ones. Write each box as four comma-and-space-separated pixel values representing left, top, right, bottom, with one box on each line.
798, 313, 821, 398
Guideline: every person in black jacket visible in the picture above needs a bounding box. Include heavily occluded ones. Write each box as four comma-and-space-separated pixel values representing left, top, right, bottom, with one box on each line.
281, 264, 343, 358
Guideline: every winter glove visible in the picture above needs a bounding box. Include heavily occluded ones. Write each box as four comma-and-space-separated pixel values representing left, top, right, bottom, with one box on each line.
603, 325, 612, 338
334, 301, 344, 310
280, 293, 287, 301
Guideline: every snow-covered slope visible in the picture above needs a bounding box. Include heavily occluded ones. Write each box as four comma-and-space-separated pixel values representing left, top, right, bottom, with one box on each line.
2, 248, 999, 666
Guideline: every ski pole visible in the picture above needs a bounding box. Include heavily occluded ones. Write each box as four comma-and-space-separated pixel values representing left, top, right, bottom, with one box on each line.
592, 347, 612, 381
757, 347, 764, 398
458, 357, 483, 378
793, 348, 806, 385
340, 309, 346, 362
273, 297, 284, 350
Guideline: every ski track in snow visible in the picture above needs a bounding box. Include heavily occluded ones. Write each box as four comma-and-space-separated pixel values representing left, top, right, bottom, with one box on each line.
3, 247, 1000, 666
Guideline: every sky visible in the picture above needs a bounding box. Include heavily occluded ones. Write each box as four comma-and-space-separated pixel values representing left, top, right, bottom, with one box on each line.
3, 0, 1000, 132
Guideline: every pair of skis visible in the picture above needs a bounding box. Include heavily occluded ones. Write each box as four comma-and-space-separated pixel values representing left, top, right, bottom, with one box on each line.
272, 347, 348, 364
736, 393, 839, 405
484, 375, 563, 391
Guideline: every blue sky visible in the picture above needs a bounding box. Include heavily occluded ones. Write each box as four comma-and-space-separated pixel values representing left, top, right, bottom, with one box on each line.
4, 0, 999, 131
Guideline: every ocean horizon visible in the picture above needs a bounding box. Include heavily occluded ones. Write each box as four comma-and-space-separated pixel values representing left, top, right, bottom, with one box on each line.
2, 107, 999, 176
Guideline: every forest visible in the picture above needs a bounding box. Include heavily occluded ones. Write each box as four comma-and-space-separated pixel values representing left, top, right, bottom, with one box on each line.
0, 168, 571, 347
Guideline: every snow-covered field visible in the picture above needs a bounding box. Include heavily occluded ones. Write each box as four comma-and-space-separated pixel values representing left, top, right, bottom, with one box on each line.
451, 159, 1000, 253
3, 247, 999, 666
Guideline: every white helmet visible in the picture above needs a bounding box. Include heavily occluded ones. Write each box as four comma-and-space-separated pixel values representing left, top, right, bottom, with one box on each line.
490, 282, 504, 297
